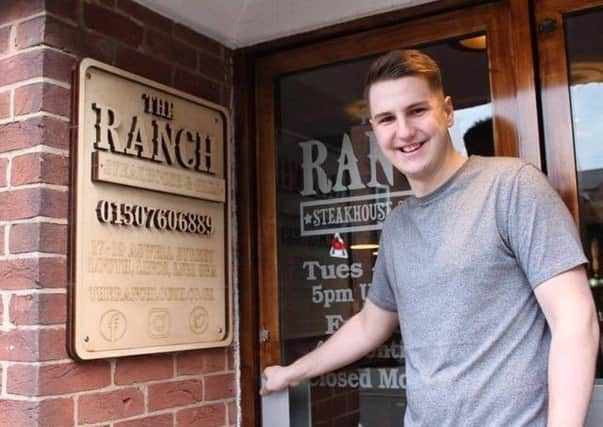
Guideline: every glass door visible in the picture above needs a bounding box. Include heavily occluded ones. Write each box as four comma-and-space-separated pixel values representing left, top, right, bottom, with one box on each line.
256, 2, 539, 425
535, 0, 603, 398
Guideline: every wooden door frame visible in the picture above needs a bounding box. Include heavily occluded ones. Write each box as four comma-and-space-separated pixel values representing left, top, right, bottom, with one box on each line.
535, 0, 603, 220
234, 0, 539, 425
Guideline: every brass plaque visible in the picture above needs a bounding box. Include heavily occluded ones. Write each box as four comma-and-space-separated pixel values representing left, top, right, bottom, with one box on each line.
69, 59, 232, 359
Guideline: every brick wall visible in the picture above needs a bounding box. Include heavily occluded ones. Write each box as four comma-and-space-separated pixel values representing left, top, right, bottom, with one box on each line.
0, 1, 236, 426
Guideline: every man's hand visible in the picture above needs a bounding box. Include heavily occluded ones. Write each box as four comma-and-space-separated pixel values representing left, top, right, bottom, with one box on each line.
260, 365, 298, 396
258, 301, 399, 397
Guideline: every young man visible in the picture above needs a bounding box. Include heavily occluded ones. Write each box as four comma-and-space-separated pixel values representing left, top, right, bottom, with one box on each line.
261, 50, 600, 426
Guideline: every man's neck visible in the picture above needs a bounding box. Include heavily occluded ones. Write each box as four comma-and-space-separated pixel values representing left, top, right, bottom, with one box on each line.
410, 150, 468, 197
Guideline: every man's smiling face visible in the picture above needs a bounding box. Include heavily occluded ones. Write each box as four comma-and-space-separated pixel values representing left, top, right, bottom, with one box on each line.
369, 75, 456, 195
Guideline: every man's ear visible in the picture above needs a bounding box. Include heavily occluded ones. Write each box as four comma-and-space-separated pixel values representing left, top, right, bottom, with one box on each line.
443, 95, 455, 127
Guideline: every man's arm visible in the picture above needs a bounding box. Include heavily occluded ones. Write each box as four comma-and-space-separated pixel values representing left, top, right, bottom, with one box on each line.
260, 299, 399, 395
534, 265, 600, 427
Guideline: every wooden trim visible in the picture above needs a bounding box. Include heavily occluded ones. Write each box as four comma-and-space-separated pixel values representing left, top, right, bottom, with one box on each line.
536, 0, 603, 13
233, 50, 261, 427
487, 2, 521, 158
241, 1, 546, 424
242, 0, 492, 56
256, 2, 498, 76
509, 0, 542, 167
254, 0, 541, 370
255, 67, 281, 367
534, 0, 603, 219
255, 2, 540, 161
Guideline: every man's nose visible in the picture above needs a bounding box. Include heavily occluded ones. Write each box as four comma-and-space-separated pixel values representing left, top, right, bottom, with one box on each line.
396, 117, 416, 140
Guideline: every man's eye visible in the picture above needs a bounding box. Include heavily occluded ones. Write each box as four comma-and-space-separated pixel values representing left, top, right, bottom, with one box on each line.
410, 107, 427, 116
376, 116, 394, 124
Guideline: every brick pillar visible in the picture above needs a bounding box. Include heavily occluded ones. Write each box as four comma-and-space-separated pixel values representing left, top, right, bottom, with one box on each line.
0, 1, 236, 426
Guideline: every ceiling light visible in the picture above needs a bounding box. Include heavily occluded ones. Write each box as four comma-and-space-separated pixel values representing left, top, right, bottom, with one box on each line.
456, 35, 487, 51
350, 243, 379, 250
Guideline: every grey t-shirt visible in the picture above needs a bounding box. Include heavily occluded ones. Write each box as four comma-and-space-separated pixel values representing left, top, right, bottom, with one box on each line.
368, 156, 587, 427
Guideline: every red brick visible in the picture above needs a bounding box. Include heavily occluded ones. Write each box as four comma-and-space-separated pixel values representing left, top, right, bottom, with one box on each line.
14, 82, 71, 117
0, 116, 70, 153
16, 16, 44, 49
114, 354, 173, 384
173, 24, 222, 57
10, 222, 67, 254
97, 0, 116, 7
0, 49, 74, 87
147, 379, 203, 411
173, 69, 221, 105
10, 292, 67, 325
0, 158, 8, 187
39, 398, 75, 426
0, 91, 10, 119
204, 373, 234, 401
0, 327, 67, 362
176, 403, 226, 427
144, 30, 172, 61
46, 0, 79, 21
45, 17, 80, 54
0, 257, 67, 290
0, 0, 44, 26
198, 51, 227, 83
83, 2, 143, 48
0, 329, 38, 361
39, 327, 69, 361
21, 15, 81, 54
78, 387, 144, 424
0, 26, 11, 54
227, 347, 235, 370
44, 47, 76, 84
177, 348, 226, 375
171, 40, 197, 71
146, 30, 196, 70
8, 360, 111, 396
115, 47, 171, 86
0, 50, 44, 87
0, 188, 68, 220
79, 31, 116, 63
11, 152, 69, 186
114, 414, 173, 427
0, 225, 5, 256
116, 0, 172, 33
0, 398, 74, 427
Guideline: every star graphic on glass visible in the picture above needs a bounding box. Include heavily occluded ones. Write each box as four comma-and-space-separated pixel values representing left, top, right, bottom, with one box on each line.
304, 213, 312, 225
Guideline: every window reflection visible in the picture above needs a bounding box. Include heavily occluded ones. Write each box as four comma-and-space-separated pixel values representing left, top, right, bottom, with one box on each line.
566, 7, 603, 377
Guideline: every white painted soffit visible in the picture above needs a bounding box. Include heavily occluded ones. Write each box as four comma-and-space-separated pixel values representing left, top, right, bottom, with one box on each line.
133, 0, 439, 49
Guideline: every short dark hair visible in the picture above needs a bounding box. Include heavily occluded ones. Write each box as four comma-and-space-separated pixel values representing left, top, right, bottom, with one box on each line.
364, 49, 443, 99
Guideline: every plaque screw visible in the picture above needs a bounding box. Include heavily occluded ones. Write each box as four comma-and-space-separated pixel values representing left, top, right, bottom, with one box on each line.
218, 327, 223, 334
84, 336, 90, 342
86, 72, 91, 80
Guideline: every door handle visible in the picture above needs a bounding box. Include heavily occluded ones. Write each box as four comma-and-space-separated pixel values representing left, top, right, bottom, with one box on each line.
261, 377, 290, 427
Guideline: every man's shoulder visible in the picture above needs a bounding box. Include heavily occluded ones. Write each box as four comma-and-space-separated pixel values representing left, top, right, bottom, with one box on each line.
468, 155, 539, 186
471, 155, 531, 174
